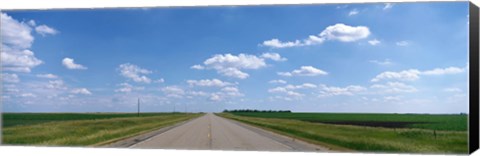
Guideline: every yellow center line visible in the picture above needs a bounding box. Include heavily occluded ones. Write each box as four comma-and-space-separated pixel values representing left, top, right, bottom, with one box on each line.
208, 124, 212, 138
207, 117, 213, 149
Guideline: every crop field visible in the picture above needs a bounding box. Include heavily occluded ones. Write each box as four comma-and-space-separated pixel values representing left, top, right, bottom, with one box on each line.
2, 113, 202, 146
2, 113, 187, 128
218, 113, 468, 154
228, 112, 467, 131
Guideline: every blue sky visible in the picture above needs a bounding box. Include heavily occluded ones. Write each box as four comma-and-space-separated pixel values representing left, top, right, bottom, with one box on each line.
1, 2, 470, 113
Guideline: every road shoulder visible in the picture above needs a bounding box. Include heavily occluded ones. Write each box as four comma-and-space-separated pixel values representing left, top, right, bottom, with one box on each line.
215, 114, 332, 152
101, 116, 201, 148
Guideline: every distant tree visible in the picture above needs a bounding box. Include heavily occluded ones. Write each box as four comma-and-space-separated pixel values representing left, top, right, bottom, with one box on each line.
223, 109, 292, 113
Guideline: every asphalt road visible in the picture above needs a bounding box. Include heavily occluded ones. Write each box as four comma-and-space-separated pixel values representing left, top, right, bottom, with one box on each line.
130, 113, 328, 151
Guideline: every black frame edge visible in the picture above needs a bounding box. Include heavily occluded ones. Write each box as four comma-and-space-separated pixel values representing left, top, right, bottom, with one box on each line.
469, 1, 480, 154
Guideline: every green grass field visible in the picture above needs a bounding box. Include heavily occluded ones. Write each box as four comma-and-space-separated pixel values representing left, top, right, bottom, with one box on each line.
2, 113, 187, 128
218, 113, 468, 154
2, 113, 202, 146
228, 112, 467, 131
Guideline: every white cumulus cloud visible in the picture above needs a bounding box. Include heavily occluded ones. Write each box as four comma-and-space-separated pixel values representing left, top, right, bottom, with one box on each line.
209, 93, 222, 101
187, 79, 234, 87
285, 83, 317, 89
370, 82, 417, 93
383, 3, 394, 10
268, 87, 304, 99
196, 86, 244, 102
114, 83, 145, 93
27, 20, 36, 27
262, 39, 302, 48
278, 66, 328, 77
261, 23, 370, 48
369, 59, 392, 66
2, 73, 20, 83
194, 53, 285, 79
269, 79, 287, 84
204, 53, 266, 70
261, 52, 287, 61
190, 65, 205, 70
62, 57, 87, 70
1, 13, 34, 49
35, 25, 58, 36
348, 9, 359, 16
20, 93, 37, 98
368, 39, 381, 45
188, 91, 209, 97
161, 86, 185, 98
396, 41, 409, 46
71, 88, 92, 95
1, 13, 43, 73
36, 73, 58, 79
371, 69, 421, 82
118, 63, 153, 83
45, 80, 67, 90
154, 78, 165, 83
320, 23, 370, 42
422, 67, 465, 75
318, 84, 366, 97
268, 83, 318, 99
371, 66, 466, 82
218, 67, 249, 79
220, 86, 244, 97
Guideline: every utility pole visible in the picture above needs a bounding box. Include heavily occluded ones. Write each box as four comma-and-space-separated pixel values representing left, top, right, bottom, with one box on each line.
137, 98, 140, 117
173, 104, 176, 113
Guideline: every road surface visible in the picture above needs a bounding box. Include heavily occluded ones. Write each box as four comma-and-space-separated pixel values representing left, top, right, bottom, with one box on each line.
130, 113, 328, 151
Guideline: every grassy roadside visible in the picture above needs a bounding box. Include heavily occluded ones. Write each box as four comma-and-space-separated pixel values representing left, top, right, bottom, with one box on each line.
217, 113, 467, 154
2, 113, 203, 146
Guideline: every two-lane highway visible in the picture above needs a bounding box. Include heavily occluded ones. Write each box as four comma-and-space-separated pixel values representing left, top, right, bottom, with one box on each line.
130, 113, 328, 151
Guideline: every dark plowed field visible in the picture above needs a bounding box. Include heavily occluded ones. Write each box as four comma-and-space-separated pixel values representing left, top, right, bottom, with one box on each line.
306, 120, 433, 128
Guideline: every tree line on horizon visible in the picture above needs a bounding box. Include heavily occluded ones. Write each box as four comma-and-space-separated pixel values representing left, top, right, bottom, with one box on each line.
223, 109, 292, 113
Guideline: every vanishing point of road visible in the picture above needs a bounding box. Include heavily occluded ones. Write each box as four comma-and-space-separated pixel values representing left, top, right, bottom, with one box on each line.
128, 113, 329, 151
